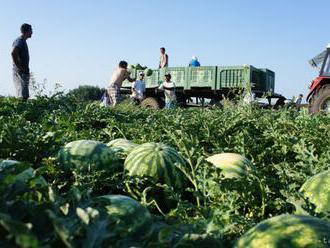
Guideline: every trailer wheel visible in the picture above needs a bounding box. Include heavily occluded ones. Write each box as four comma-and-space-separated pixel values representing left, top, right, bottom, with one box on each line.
309, 84, 330, 114
209, 98, 222, 108
141, 97, 161, 109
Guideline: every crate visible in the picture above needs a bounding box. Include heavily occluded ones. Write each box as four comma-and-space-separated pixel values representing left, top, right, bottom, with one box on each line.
187, 66, 217, 89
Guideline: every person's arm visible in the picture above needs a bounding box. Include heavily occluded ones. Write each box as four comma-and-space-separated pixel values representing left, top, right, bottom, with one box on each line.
163, 86, 175, 91
127, 76, 135, 83
11, 46, 24, 72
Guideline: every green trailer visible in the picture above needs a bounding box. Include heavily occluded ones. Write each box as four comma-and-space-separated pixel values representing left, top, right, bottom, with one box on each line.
121, 65, 282, 108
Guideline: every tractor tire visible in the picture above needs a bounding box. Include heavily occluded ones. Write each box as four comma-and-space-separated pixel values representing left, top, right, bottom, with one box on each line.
309, 84, 330, 114
141, 97, 161, 109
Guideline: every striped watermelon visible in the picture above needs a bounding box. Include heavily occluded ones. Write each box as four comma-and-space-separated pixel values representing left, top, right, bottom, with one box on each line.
124, 142, 186, 189
95, 194, 153, 238
300, 170, 330, 215
58, 140, 122, 173
235, 214, 330, 248
206, 153, 254, 179
107, 138, 137, 156
144, 68, 153, 77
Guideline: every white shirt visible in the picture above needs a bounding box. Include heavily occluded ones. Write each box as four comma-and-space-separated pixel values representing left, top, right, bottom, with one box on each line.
159, 81, 176, 101
131, 80, 146, 100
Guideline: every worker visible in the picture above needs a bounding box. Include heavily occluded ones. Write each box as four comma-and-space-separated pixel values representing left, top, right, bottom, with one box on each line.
159, 47, 169, 68
296, 94, 303, 111
131, 72, 146, 104
158, 73, 176, 109
11, 23, 33, 100
189, 56, 201, 67
108, 61, 135, 106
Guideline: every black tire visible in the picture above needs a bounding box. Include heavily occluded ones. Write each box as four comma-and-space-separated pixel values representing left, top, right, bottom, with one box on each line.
309, 84, 330, 114
141, 97, 161, 109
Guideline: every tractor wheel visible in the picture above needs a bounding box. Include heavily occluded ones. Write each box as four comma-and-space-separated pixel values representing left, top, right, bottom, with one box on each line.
141, 97, 161, 109
309, 84, 330, 114
209, 98, 222, 108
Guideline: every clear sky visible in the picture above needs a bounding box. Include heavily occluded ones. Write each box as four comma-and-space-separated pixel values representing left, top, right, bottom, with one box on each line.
0, 0, 329, 98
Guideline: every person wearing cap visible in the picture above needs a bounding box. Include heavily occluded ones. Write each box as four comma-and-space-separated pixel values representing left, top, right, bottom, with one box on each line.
108, 61, 135, 106
158, 73, 176, 109
159, 47, 169, 69
131, 72, 146, 104
11, 23, 33, 100
189, 56, 200, 67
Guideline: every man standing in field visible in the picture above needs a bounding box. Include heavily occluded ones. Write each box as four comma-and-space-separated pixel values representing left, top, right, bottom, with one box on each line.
108, 61, 135, 106
159, 47, 169, 69
11, 23, 33, 100
158, 73, 176, 109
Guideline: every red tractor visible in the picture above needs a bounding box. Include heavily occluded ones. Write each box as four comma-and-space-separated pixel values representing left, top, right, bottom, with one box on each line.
307, 43, 330, 113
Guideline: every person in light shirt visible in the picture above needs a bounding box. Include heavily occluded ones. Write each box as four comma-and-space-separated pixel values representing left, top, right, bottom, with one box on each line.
131, 72, 146, 104
158, 73, 176, 109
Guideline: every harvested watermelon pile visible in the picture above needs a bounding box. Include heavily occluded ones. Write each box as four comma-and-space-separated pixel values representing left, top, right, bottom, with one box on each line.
0, 95, 330, 247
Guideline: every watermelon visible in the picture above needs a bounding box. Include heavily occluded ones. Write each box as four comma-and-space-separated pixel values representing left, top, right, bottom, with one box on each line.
58, 140, 122, 173
124, 142, 186, 189
107, 138, 137, 156
235, 214, 330, 248
135, 64, 143, 70
206, 153, 254, 179
144, 68, 153, 77
94, 194, 153, 238
300, 170, 330, 215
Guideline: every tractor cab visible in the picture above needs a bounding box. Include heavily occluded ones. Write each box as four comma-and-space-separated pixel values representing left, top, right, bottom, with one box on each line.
307, 44, 330, 113
320, 46, 330, 77
309, 44, 330, 76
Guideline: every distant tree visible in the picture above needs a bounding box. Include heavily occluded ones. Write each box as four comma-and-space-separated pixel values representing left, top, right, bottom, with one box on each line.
66, 85, 104, 102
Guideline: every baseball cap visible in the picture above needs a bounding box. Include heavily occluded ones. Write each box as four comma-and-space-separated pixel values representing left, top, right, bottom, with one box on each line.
165, 73, 171, 76
139, 72, 145, 76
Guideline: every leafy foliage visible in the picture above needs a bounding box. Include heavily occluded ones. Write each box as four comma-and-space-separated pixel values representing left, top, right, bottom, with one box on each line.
66, 85, 104, 103
0, 96, 330, 247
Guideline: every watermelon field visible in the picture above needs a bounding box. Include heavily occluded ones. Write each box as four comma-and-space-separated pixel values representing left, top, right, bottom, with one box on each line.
1, 94, 330, 248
